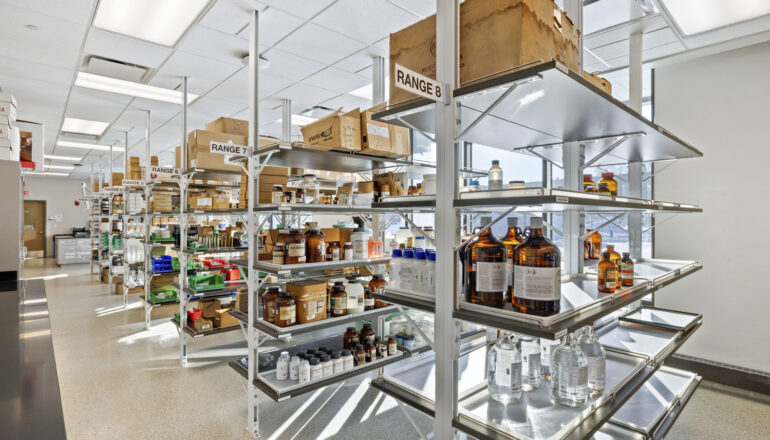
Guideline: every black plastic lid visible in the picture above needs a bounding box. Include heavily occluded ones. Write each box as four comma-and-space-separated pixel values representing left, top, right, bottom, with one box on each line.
334, 281, 345, 286
331, 351, 341, 359
320, 354, 330, 362
317, 346, 326, 352
341, 349, 351, 356
622, 252, 630, 258
362, 323, 372, 329
602, 251, 611, 259
309, 357, 320, 365
346, 327, 356, 332
295, 350, 307, 358
306, 349, 316, 355
492, 160, 500, 165
267, 286, 280, 292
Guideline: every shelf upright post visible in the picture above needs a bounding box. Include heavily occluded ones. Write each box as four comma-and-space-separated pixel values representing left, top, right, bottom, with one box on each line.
179, 78, 189, 366
371, 55, 385, 263
90, 162, 95, 275
434, 0, 460, 439
247, 9, 260, 438
628, 31, 644, 261
562, 142, 585, 277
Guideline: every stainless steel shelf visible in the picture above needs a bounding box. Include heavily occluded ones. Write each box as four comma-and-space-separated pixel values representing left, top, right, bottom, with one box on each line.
182, 209, 248, 216
455, 188, 701, 213
251, 256, 390, 275
171, 317, 241, 338
374, 287, 436, 313
620, 307, 701, 333
253, 305, 401, 339
375, 61, 702, 166
608, 367, 701, 440
372, 195, 436, 209
454, 259, 701, 340
252, 203, 428, 214
171, 281, 245, 300
255, 143, 421, 174
171, 246, 248, 255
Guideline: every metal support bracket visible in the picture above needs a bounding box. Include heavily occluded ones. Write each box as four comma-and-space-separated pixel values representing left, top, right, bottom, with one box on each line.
581, 212, 628, 239
399, 212, 436, 248
455, 82, 520, 141
398, 305, 434, 350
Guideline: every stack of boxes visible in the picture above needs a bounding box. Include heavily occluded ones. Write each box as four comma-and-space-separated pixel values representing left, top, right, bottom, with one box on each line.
258, 166, 289, 204
187, 188, 232, 212
126, 192, 147, 214
127, 157, 142, 180
0, 92, 19, 161
150, 192, 173, 213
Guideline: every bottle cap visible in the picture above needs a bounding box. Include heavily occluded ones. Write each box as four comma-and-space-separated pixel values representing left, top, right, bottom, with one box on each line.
492, 160, 500, 166
507, 217, 518, 228
363, 323, 372, 329
280, 351, 289, 357
607, 244, 614, 249
583, 174, 592, 179
331, 351, 341, 359
317, 346, 326, 352
602, 172, 614, 178
622, 252, 630, 258
403, 249, 414, 258
602, 251, 611, 259
479, 216, 492, 225
415, 250, 426, 259
341, 349, 351, 356
391, 249, 402, 257
309, 357, 320, 365
334, 281, 345, 286
321, 354, 330, 362
428, 252, 436, 261
306, 349, 316, 355
296, 350, 307, 358
529, 217, 543, 228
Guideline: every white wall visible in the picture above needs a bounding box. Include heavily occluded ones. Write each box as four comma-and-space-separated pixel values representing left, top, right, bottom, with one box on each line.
653, 41, 770, 373
23, 176, 90, 256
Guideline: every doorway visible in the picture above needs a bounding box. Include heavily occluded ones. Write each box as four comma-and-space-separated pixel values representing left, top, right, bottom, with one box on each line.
24, 200, 46, 258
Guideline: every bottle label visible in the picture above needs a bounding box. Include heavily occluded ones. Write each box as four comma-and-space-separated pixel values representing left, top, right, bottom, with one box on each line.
353, 239, 367, 258
279, 305, 296, 322
587, 356, 605, 389
364, 298, 374, 307
494, 349, 516, 387
558, 365, 588, 401
599, 268, 616, 290
388, 343, 397, 356
476, 262, 506, 292
332, 249, 340, 261
288, 243, 305, 257
276, 360, 289, 380
272, 250, 285, 265
331, 297, 346, 311
522, 352, 541, 381
513, 265, 560, 300
506, 260, 513, 287
621, 262, 634, 280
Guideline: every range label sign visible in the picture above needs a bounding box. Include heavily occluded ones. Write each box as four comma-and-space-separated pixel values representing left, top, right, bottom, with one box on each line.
150, 166, 181, 179
394, 63, 449, 104
210, 142, 252, 156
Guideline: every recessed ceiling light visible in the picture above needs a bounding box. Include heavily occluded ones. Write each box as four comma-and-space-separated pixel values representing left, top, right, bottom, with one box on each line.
93, 0, 209, 47
57, 140, 125, 152
74, 72, 198, 104
62, 117, 110, 136
44, 164, 75, 170
45, 154, 82, 162
660, 0, 770, 35
22, 171, 70, 177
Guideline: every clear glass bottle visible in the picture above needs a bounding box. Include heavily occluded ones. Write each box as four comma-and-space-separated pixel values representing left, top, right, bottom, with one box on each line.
579, 326, 606, 397
512, 217, 561, 316
501, 217, 524, 303
488, 160, 503, 190
551, 333, 588, 407
606, 245, 622, 288
302, 174, 319, 204
465, 217, 507, 308
486, 333, 522, 403
597, 251, 617, 293
540, 337, 562, 381
620, 252, 634, 287
518, 334, 541, 391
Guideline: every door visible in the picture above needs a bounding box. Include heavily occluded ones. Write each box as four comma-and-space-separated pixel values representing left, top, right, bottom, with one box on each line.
24, 201, 45, 257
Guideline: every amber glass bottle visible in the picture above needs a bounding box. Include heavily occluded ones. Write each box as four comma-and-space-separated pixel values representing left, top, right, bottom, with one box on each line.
305, 223, 326, 263
274, 290, 296, 327
512, 217, 561, 316
597, 252, 617, 293
262, 286, 280, 324
500, 217, 524, 303
620, 252, 634, 287
606, 245, 622, 288
600, 172, 618, 196
586, 229, 602, 260
330, 282, 347, 317
465, 217, 507, 307
343, 327, 359, 349
583, 174, 596, 192
285, 229, 306, 264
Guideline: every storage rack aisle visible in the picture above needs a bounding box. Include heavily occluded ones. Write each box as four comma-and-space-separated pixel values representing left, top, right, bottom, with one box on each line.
369, 10, 706, 440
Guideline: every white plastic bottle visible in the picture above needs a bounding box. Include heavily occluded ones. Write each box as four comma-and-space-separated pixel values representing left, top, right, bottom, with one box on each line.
423, 250, 436, 295
345, 275, 365, 314
412, 250, 427, 294
400, 249, 414, 290
351, 227, 371, 259
289, 355, 300, 381
298, 359, 310, 384
389, 249, 402, 289
275, 351, 290, 380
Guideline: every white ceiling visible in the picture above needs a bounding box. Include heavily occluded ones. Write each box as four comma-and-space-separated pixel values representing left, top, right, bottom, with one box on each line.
0, 0, 768, 178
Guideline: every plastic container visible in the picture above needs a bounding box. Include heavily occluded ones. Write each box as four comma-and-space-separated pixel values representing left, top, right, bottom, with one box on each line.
422, 174, 436, 195
276, 351, 290, 380
412, 250, 427, 294
389, 249, 402, 288
400, 249, 415, 290
414, 235, 426, 250
351, 227, 371, 260
289, 355, 300, 381
298, 359, 310, 384
423, 251, 436, 295
187, 274, 225, 291
345, 275, 365, 314
341, 350, 354, 371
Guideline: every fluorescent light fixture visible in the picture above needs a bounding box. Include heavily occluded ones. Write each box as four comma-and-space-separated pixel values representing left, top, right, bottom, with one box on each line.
44, 164, 75, 170
22, 171, 70, 177
93, 0, 209, 47
45, 154, 82, 162
62, 117, 109, 136
75, 72, 199, 104
660, 0, 770, 35
57, 140, 125, 152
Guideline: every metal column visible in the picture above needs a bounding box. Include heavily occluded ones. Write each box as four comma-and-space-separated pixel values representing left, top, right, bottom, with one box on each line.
247, 9, 260, 438
628, 31, 643, 260
562, 142, 585, 277
178, 76, 189, 364
281, 99, 291, 142
434, 0, 459, 439
372, 56, 386, 106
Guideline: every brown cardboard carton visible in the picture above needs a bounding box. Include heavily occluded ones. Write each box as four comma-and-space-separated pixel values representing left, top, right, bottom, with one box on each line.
360, 107, 392, 155
300, 109, 362, 151
258, 191, 274, 204
256, 174, 288, 185
205, 117, 249, 137
193, 318, 213, 332
212, 198, 230, 211
112, 172, 124, 185
187, 130, 247, 172
582, 70, 612, 95
389, 124, 411, 157
286, 280, 327, 324
389, 0, 579, 104
199, 299, 221, 318
236, 292, 248, 313
213, 308, 239, 328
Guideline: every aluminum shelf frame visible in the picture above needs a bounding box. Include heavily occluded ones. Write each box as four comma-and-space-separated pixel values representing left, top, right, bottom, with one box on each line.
372, 195, 436, 209
253, 305, 400, 339
598, 314, 703, 366
252, 203, 434, 214
455, 188, 701, 213
619, 307, 701, 333
250, 256, 390, 275
374, 288, 436, 313
374, 61, 702, 166
171, 317, 241, 338
171, 246, 248, 256
454, 260, 701, 340
171, 281, 245, 300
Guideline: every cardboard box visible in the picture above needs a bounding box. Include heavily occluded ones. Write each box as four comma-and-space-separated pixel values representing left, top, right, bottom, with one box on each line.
258, 191, 274, 204
236, 292, 248, 313
212, 198, 230, 211
189, 196, 213, 210
389, 124, 411, 157
193, 317, 213, 332
187, 130, 248, 172
286, 280, 327, 324
213, 308, 239, 328
360, 107, 392, 154
199, 299, 221, 318
389, 0, 579, 104
205, 117, 249, 137
112, 172, 124, 185
582, 70, 612, 95
261, 165, 290, 177
115, 284, 143, 295
256, 174, 288, 185
300, 109, 362, 152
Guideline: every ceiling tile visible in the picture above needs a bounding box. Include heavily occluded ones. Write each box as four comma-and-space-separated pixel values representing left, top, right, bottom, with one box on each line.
191, 95, 248, 121
0, 5, 84, 69
200, 0, 266, 35
303, 67, 369, 93
260, 0, 335, 20
148, 74, 218, 96
273, 82, 338, 110
206, 68, 293, 101
3, 0, 96, 25
321, 94, 372, 112
274, 23, 365, 64
0, 56, 74, 86
84, 28, 172, 69
236, 7, 305, 47
259, 48, 326, 81
313, 0, 418, 45
155, 50, 242, 86
65, 87, 132, 122
386, 0, 434, 18
177, 25, 251, 66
